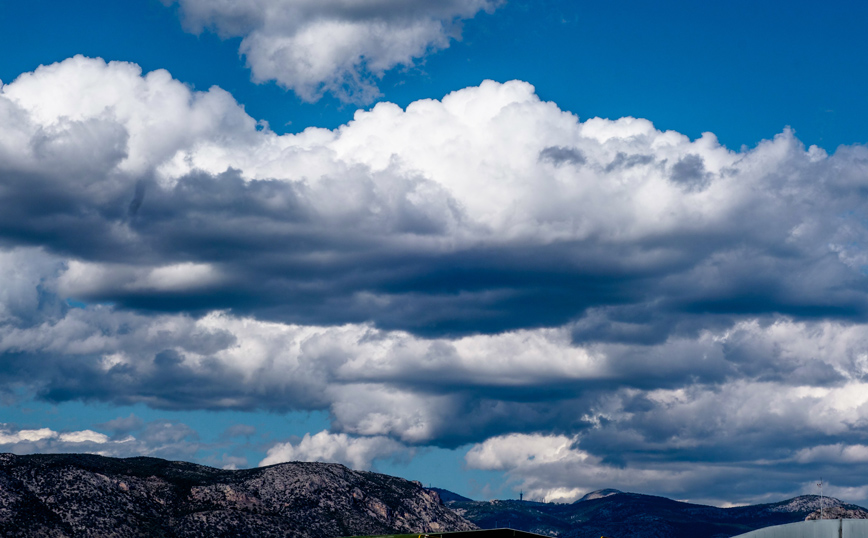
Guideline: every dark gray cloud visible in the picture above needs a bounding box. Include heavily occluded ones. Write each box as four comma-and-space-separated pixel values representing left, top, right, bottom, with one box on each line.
670, 153, 711, 190
3, 157, 866, 339
539, 146, 586, 166
604, 151, 654, 172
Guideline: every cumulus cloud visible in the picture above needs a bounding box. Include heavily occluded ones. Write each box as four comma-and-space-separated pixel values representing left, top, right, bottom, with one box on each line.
6, 278, 868, 471
260, 430, 408, 469
5, 56, 868, 503
465, 432, 733, 504
3, 57, 868, 340
161, 0, 500, 102
463, 369, 868, 504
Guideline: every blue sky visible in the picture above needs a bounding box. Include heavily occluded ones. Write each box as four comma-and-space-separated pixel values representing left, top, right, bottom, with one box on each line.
1, 0, 868, 506
3, 0, 866, 148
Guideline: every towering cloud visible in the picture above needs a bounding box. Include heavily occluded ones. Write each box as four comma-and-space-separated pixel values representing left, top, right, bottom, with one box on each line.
161, 0, 501, 102
3, 56, 868, 503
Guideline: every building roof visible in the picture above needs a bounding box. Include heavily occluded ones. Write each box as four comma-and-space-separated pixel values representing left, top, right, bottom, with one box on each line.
733, 519, 868, 538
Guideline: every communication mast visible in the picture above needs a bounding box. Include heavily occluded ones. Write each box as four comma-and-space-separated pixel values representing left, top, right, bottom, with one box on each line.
817, 479, 824, 520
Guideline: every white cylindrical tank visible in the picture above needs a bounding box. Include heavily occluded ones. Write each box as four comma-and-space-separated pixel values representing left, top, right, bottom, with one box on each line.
733, 519, 868, 538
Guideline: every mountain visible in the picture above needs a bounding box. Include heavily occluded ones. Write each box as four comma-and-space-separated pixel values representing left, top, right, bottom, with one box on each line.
446, 490, 868, 538
429, 487, 475, 503
5, 452, 866, 538
0, 453, 475, 538
577, 489, 622, 502
805, 505, 868, 521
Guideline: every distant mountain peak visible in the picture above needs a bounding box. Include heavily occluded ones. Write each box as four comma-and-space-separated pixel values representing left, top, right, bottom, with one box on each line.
429, 487, 474, 503
762, 495, 868, 520
766, 494, 848, 513
577, 488, 623, 502
805, 504, 868, 520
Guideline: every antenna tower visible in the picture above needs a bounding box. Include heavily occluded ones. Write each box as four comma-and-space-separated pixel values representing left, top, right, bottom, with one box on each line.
817, 479, 824, 520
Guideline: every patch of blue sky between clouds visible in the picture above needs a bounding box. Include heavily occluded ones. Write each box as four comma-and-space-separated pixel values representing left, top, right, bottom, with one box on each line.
2, 1, 866, 149
1, 393, 331, 470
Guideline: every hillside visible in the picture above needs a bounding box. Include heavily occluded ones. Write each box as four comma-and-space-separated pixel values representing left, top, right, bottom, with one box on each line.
4, 452, 867, 538
447, 490, 868, 538
0, 453, 475, 538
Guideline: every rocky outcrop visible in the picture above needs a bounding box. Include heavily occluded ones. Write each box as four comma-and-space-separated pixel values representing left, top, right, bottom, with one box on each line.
0, 453, 475, 538
805, 505, 868, 520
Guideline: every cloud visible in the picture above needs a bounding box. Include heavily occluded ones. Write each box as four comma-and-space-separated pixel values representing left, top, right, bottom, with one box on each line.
794, 444, 868, 464
462, 371, 868, 504
259, 430, 408, 469
0, 426, 103, 445
58, 261, 224, 295
4, 58, 868, 341
0, 420, 201, 461
6, 277, 868, 455
97, 414, 145, 437
162, 0, 501, 102
5, 57, 868, 503
1, 56, 257, 177
464, 432, 734, 504
219, 454, 250, 470
222, 424, 257, 438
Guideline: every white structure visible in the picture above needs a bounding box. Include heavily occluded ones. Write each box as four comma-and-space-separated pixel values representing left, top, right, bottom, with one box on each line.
733, 520, 868, 538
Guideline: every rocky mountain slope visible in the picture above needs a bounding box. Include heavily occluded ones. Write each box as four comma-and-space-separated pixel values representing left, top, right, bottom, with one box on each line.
447, 490, 868, 538
0, 453, 475, 538
805, 505, 868, 520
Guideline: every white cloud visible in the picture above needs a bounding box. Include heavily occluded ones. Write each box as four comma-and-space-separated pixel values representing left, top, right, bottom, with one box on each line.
58, 430, 110, 443
259, 430, 407, 469
466, 433, 587, 470
4, 56, 865, 267
464, 433, 685, 503
0, 427, 58, 444
0, 425, 109, 448
327, 384, 458, 443
1, 55, 257, 177
162, 0, 500, 102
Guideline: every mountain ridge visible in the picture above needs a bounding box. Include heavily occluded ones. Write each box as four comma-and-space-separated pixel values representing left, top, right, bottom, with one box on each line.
445, 489, 868, 538
3, 452, 867, 538
0, 452, 475, 538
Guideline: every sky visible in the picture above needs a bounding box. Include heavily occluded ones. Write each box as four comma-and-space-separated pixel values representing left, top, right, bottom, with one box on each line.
0, 0, 868, 508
